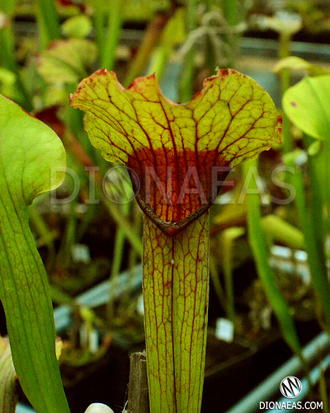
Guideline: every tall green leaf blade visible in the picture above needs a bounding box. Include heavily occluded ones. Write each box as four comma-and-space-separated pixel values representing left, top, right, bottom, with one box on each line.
243, 159, 302, 356
0, 95, 70, 413
283, 76, 330, 328
36, 0, 61, 48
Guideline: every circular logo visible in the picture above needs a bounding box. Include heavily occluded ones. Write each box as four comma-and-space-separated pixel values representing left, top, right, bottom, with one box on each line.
279, 376, 302, 399
102, 166, 140, 204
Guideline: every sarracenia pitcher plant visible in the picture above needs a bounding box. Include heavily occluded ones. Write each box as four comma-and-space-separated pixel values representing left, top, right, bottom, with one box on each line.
71, 68, 281, 413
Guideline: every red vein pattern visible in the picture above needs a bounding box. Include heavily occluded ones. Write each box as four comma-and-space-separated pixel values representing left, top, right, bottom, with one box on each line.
71, 68, 282, 235
70, 69, 282, 413
143, 214, 209, 413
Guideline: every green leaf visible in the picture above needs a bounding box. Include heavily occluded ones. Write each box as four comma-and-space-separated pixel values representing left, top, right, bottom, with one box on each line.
0, 67, 17, 99
36, 0, 61, 48
283, 75, 330, 225
283, 75, 330, 141
38, 39, 98, 84
283, 76, 330, 327
0, 95, 70, 413
160, 8, 186, 50
307, 140, 322, 156
0, 0, 18, 16
62, 15, 93, 39
261, 214, 304, 250
273, 56, 329, 77
0, 337, 18, 413
244, 159, 303, 357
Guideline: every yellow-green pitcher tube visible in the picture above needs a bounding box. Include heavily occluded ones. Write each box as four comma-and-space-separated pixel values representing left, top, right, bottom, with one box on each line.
143, 213, 209, 413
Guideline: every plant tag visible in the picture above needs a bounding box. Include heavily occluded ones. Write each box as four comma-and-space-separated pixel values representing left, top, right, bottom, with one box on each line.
84, 403, 114, 413
71, 244, 91, 263
89, 329, 99, 354
137, 294, 144, 316
215, 318, 234, 342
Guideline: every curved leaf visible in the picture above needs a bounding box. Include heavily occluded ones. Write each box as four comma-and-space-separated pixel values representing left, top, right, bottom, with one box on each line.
273, 56, 329, 77
283, 76, 330, 327
0, 95, 66, 203
0, 95, 69, 413
283, 75, 330, 141
61, 15, 93, 39
283, 76, 330, 220
38, 39, 98, 84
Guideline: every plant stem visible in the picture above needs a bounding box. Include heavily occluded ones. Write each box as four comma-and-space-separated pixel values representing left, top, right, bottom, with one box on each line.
279, 33, 292, 154
279, 34, 291, 91
127, 351, 149, 413
143, 213, 209, 413
179, 0, 197, 102
0, 176, 69, 413
124, 13, 169, 88
223, 0, 239, 67
107, 201, 131, 318
100, 0, 124, 70
36, 0, 61, 49
28, 202, 56, 270
305, 132, 330, 259
92, 0, 106, 56
261, 214, 304, 250
148, 46, 170, 82
244, 159, 303, 357
0, 26, 32, 110
57, 199, 78, 267
222, 227, 245, 324
288, 159, 330, 329
102, 195, 143, 256
209, 253, 227, 313
319, 369, 329, 413
179, 49, 195, 103
62, 131, 143, 256
110, 201, 131, 279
